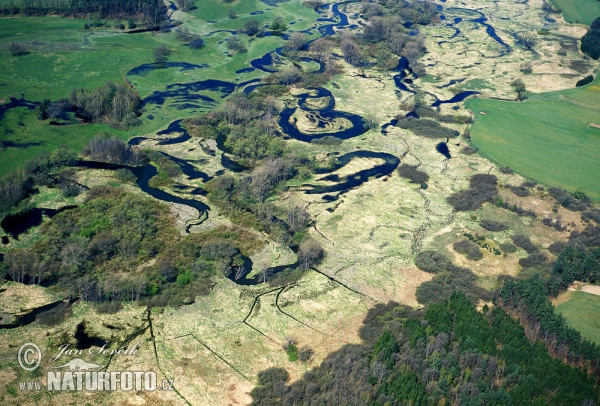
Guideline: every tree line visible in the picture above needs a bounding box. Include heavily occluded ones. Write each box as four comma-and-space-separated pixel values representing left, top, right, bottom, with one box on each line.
0, 0, 167, 25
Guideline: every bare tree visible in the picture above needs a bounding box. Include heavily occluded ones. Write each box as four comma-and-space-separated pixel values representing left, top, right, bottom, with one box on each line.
340, 33, 365, 67
286, 32, 309, 53
302, 0, 324, 10
298, 345, 314, 362
9, 43, 28, 56
286, 201, 311, 232
310, 37, 335, 63
5, 250, 32, 283
153, 45, 170, 64
244, 19, 261, 36
278, 66, 302, 86
297, 238, 324, 270
517, 32, 537, 49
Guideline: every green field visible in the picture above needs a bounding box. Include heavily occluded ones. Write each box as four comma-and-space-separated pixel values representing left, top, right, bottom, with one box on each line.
466, 74, 600, 202
548, 0, 600, 26
556, 291, 600, 344
0, 1, 319, 174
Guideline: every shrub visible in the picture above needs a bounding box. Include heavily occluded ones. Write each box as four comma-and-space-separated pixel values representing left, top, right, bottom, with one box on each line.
257, 368, 289, 387
581, 18, 600, 60
95, 301, 123, 314
511, 234, 539, 253
114, 168, 136, 183
188, 39, 204, 49
548, 241, 568, 255
498, 166, 513, 174
582, 209, 600, 223
8, 42, 28, 56
509, 184, 530, 197
414, 250, 453, 273
298, 345, 314, 362
480, 219, 508, 232
500, 242, 517, 253
397, 164, 429, 184
447, 174, 498, 211
395, 117, 458, 139
461, 146, 477, 155
453, 239, 483, 261
518, 252, 547, 268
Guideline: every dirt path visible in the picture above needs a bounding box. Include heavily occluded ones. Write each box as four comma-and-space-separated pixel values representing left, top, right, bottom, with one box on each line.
580, 285, 600, 296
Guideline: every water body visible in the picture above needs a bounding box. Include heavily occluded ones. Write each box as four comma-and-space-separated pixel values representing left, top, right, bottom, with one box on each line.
1, 206, 77, 239
393, 57, 416, 94
250, 52, 279, 73
0, 300, 70, 330
278, 105, 367, 143
227, 256, 300, 286
431, 90, 479, 107
380, 119, 399, 134
126, 62, 209, 76
303, 151, 400, 198
447, 7, 510, 54
436, 142, 451, 159
164, 153, 213, 182
438, 78, 466, 88
236, 67, 256, 74
142, 79, 235, 108
0, 96, 38, 122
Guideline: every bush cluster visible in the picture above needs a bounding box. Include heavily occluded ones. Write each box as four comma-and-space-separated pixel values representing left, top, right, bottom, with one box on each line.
397, 164, 429, 184
453, 239, 483, 261
447, 174, 498, 211
479, 219, 508, 232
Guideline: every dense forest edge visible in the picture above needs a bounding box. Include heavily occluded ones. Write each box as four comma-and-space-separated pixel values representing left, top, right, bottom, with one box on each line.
249, 291, 599, 405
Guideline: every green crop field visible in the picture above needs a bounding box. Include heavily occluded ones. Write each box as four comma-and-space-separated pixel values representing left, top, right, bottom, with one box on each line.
466, 75, 600, 202
548, 0, 600, 26
556, 291, 600, 344
0, 0, 319, 174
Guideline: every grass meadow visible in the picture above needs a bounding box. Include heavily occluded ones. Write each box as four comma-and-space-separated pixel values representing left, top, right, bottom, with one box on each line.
466, 74, 600, 202
556, 291, 600, 344
0, 0, 319, 174
548, 0, 600, 26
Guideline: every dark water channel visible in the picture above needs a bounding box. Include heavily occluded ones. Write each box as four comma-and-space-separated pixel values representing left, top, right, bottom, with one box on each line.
1, 206, 77, 239
304, 151, 400, 199
278, 87, 368, 142
0, 300, 70, 330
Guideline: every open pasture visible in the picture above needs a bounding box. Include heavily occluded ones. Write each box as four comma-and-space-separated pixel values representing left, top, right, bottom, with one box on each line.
556, 290, 600, 344
466, 75, 600, 201
548, 0, 600, 26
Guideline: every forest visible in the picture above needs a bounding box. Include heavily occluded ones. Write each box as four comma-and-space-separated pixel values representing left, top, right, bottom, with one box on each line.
0, 0, 167, 23
581, 17, 600, 60
250, 292, 599, 405
2, 183, 268, 310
